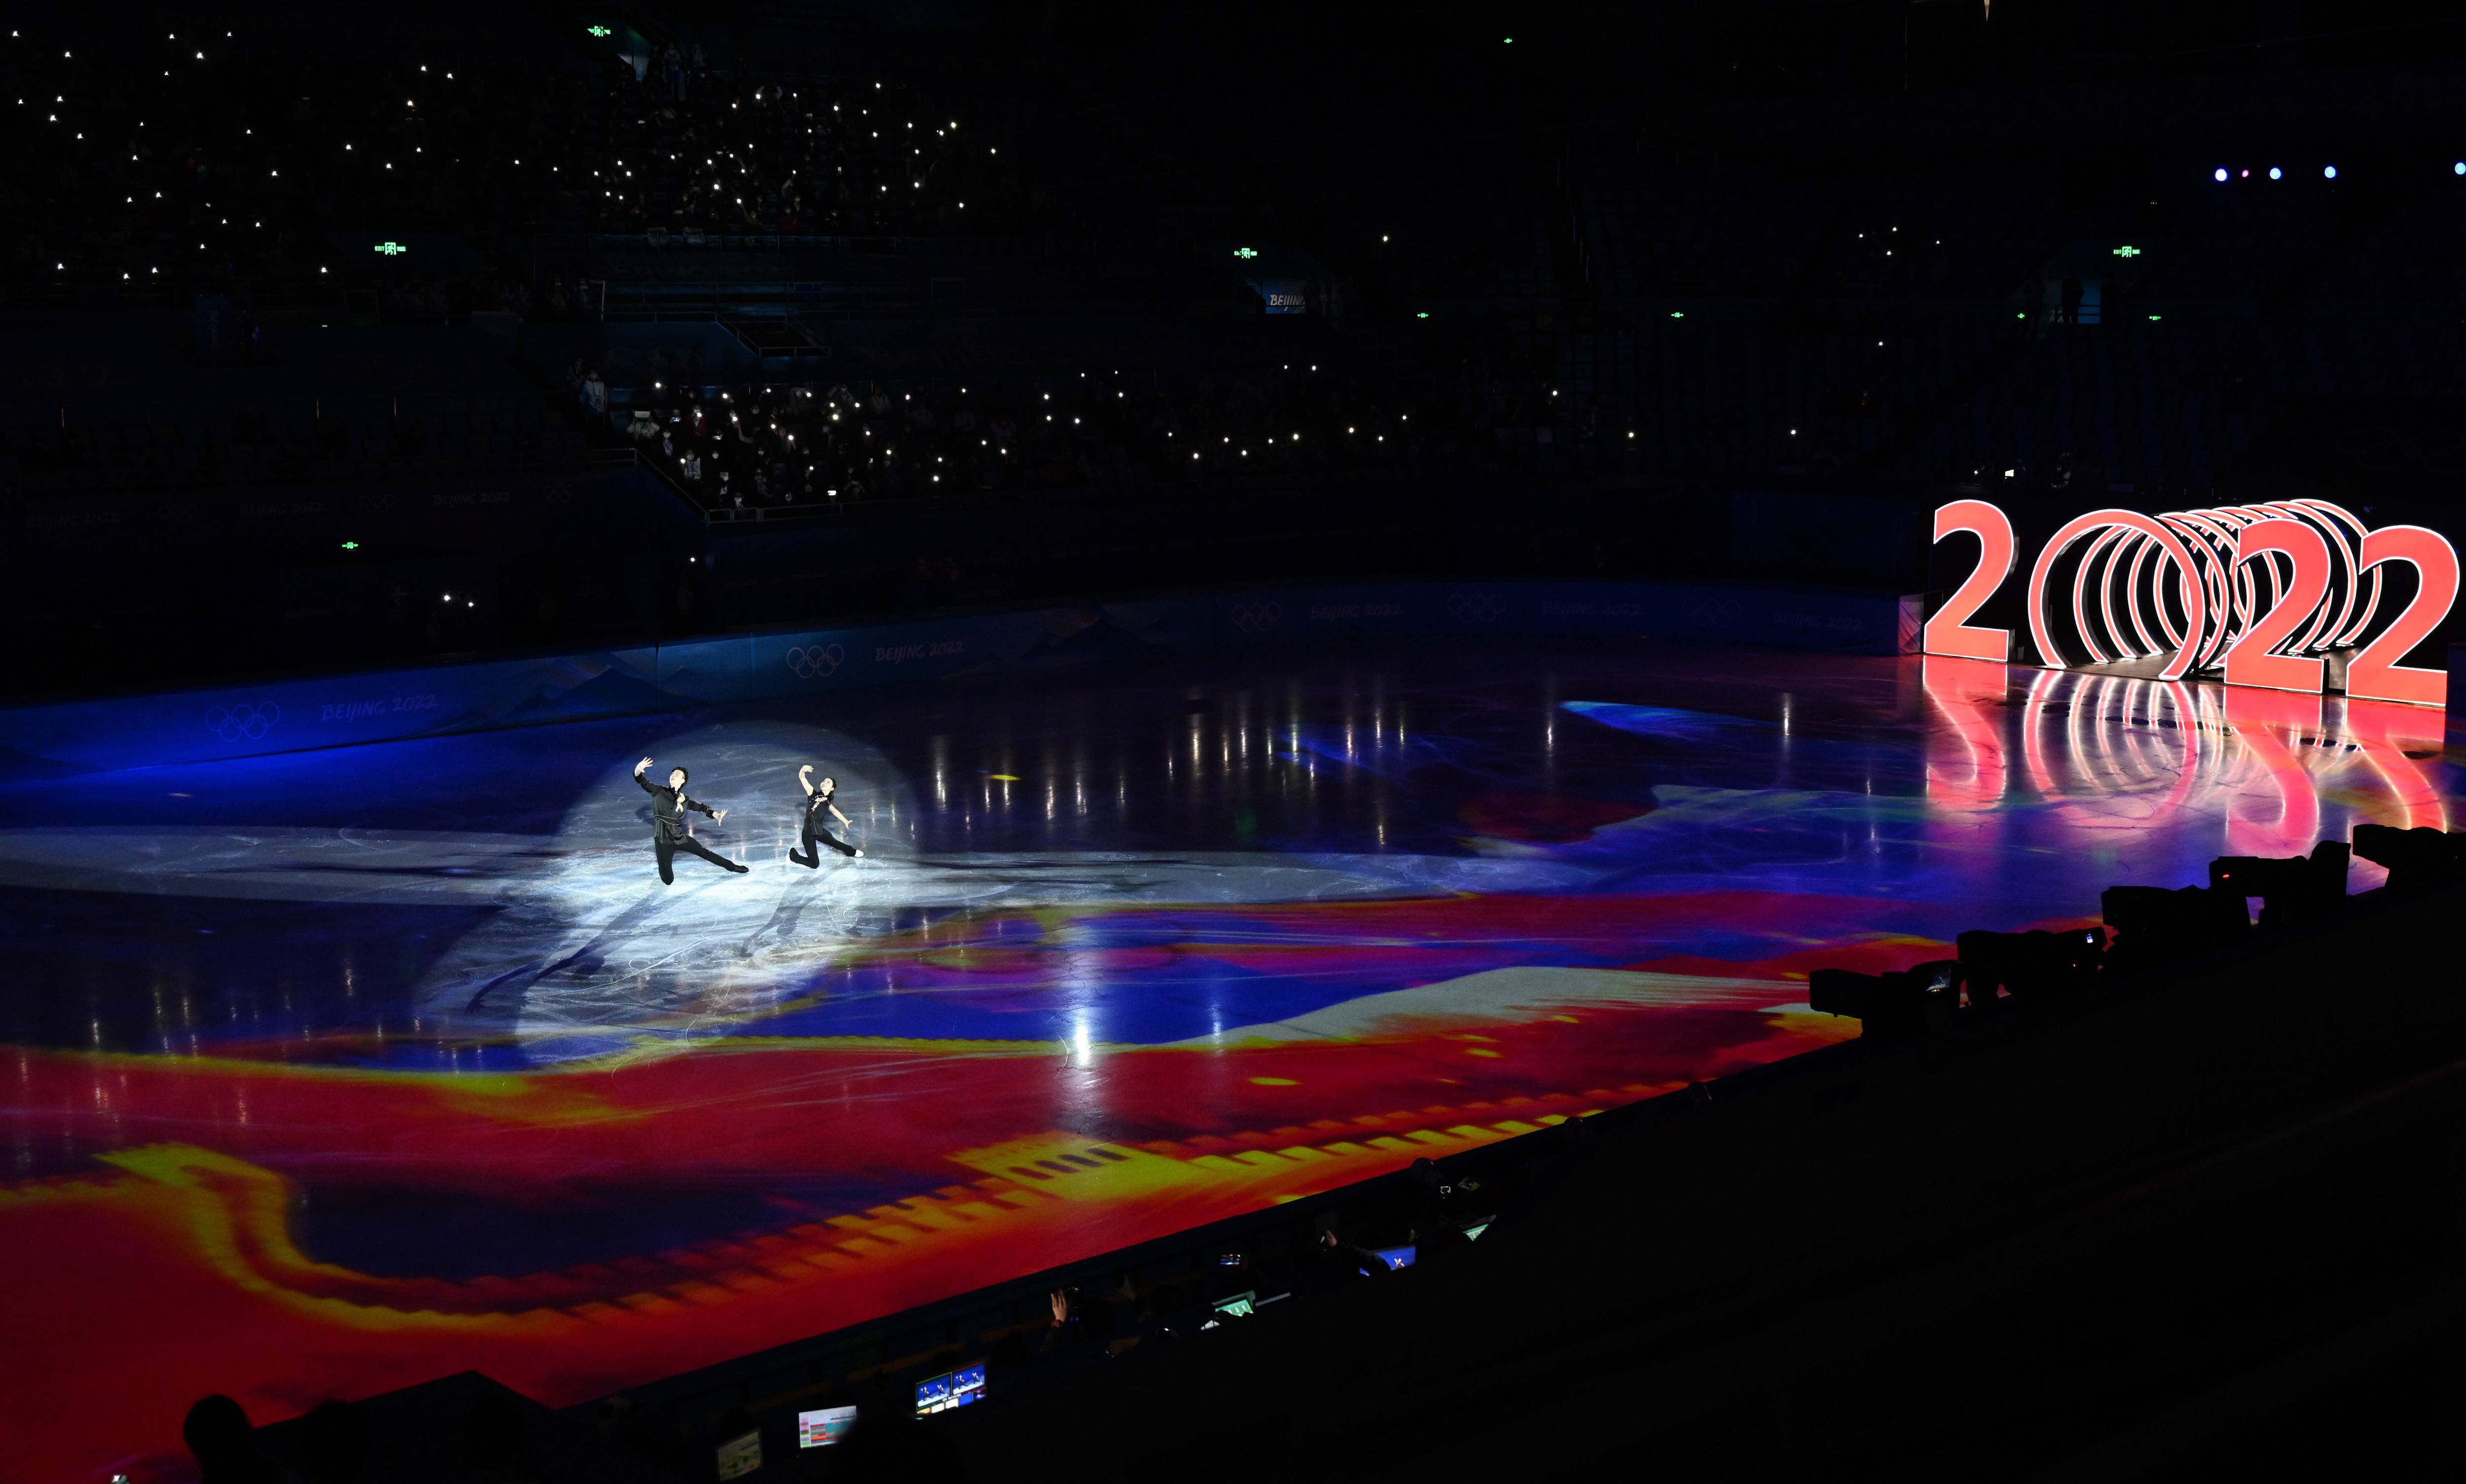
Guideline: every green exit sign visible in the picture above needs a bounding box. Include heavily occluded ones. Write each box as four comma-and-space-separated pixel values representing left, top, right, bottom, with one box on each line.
588, 25, 611, 37
374, 242, 407, 255
2113, 244, 2142, 257
1233, 247, 1258, 259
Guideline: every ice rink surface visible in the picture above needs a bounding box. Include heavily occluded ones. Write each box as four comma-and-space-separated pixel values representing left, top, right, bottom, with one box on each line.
1, 634, 2456, 1483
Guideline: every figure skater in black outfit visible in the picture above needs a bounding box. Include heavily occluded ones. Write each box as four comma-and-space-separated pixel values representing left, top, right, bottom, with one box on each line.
790, 764, 864, 866
634, 756, 750, 883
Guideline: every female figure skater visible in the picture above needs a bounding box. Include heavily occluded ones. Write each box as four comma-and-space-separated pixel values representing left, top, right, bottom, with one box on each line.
633, 756, 750, 883
790, 763, 864, 866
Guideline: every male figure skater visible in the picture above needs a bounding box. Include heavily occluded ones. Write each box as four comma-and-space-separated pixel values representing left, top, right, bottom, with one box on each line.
790, 763, 865, 867
633, 756, 750, 883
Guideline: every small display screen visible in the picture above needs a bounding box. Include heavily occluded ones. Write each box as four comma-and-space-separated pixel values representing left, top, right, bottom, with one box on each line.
1373, 1245, 1416, 1271
796, 1407, 856, 1448
715, 1429, 762, 1480
1212, 1291, 1257, 1318
916, 1364, 985, 1415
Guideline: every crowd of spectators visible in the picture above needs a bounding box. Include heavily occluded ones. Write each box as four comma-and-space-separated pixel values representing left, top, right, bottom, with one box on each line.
7, 18, 2462, 515
0, 22, 1005, 305
579, 52, 998, 237
587, 362, 1475, 512
0, 396, 587, 499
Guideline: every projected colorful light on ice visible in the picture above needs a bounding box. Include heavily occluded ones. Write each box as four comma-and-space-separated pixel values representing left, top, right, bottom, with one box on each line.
0, 635, 2455, 1483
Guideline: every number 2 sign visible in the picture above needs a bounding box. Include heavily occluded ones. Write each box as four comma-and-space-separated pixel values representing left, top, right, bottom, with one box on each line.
1925, 499, 2457, 707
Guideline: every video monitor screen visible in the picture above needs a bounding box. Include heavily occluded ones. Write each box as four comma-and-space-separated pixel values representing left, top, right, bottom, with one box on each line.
1373, 1245, 1417, 1271
1212, 1291, 1257, 1318
797, 1406, 857, 1448
916, 1365, 984, 1415
715, 1430, 762, 1481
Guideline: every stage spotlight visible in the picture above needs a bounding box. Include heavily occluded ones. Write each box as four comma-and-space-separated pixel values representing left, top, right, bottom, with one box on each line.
2209, 840, 2349, 928
2455, 162, 2465, 176
2213, 168, 2228, 181
2324, 165, 2338, 179
2268, 167, 2282, 180
2102, 884, 2248, 970
1955, 928, 2104, 1011
1809, 959, 1959, 1040
2351, 823, 2464, 895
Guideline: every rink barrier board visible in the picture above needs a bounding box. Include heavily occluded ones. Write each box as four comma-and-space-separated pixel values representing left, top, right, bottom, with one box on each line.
0, 579, 1920, 774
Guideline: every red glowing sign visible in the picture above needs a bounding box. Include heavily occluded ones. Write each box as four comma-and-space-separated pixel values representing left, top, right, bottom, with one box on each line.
1929, 499, 2455, 708
1922, 500, 2015, 662
2224, 517, 2330, 695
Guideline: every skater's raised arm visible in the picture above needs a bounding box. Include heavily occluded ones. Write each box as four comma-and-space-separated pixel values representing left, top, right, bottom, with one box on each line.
798, 763, 816, 797
634, 757, 657, 793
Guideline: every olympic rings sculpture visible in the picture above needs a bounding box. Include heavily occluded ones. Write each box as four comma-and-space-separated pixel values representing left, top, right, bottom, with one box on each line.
1926, 499, 2458, 706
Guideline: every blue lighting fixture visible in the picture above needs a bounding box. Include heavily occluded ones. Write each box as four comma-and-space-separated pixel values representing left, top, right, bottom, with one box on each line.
2267, 167, 2282, 180
2213, 168, 2228, 182
2455, 162, 2465, 176
2324, 165, 2338, 179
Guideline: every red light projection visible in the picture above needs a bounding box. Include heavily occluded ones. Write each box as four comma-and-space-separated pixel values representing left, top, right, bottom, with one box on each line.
1918, 654, 2011, 810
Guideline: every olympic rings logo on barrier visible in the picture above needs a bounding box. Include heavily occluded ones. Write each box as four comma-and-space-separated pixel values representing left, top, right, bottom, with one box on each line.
1926, 499, 2458, 706
785, 643, 845, 680
203, 703, 281, 742
1230, 602, 1283, 635
1447, 591, 1509, 623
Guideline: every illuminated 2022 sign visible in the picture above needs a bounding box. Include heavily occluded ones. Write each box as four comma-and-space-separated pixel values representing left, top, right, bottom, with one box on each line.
1924, 499, 2458, 708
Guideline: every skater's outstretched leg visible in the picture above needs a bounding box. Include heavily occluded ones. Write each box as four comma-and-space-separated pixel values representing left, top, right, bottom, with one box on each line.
676, 836, 749, 874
